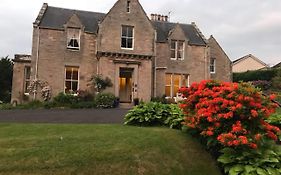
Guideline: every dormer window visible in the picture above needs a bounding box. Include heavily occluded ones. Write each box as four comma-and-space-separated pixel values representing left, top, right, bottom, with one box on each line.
171, 40, 184, 60
126, 0, 131, 13
67, 28, 80, 50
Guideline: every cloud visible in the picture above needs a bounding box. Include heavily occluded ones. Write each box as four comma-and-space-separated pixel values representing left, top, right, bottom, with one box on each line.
0, 0, 280, 65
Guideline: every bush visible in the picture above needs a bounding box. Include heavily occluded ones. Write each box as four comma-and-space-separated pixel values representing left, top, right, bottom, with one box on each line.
218, 142, 281, 175
233, 69, 278, 82
179, 80, 280, 149
53, 93, 78, 106
95, 93, 117, 108
124, 102, 184, 129
0, 103, 13, 110
250, 80, 272, 91
18, 100, 44, 109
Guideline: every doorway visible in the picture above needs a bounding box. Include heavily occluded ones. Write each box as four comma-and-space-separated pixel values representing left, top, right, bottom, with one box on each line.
119, 68, 133, 103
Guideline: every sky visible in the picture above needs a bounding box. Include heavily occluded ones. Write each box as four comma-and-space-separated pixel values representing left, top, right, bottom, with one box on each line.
1, 0, 281, 66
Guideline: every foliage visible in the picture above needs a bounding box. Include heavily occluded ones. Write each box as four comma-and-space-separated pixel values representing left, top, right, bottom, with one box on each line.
90, 75, 113, 93
28, 79, 52, 101
250, 80, 271, 91
266, 108, 281, 130
272, 69, 281, 90
0, 56, 13, 103
95, 93, 117, 108
151, 95, 168, 104
179, 80, 280, 149
164, 104, 185, 129
53, 92, 78, 106
124, 102, 184, 129
218, 142, 281, 175
233, 69, 277, 82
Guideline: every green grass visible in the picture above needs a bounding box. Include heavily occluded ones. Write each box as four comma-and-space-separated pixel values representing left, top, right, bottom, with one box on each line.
0, 124, 221, 175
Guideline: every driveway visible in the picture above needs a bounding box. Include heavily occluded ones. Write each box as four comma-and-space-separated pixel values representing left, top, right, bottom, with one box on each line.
0, 108, 129, 124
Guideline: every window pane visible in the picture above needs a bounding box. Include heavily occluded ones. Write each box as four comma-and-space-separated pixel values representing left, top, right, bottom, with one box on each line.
65, 67, 72, 79
165, 74, 171, 85
122, 27, 127, 37
171, 40, 176, 49
173, 74, 180, 86
121, 38, 127, 48
165, 86, 171, 97
182, 75, 187, 87
65, 81, 71, 93
127, 27, 133, 37
25, 81, 30, 93
72, 82, 78, 92
173, 86, 179, 97
67, 28, 80, 49
177, 50, 183, 59
170, 50, 176, 59
25, 67, 31, 80
72, 70, 78, 80
178, 41, 184, 50
127, 38, 133, 48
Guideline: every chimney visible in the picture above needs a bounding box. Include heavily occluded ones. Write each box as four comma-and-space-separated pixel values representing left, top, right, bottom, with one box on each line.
150, 14, 169, 22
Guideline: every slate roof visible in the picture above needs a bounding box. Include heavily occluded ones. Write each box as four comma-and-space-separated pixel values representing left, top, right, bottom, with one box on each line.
38, 5, 206, 45
39, 6, 105, 33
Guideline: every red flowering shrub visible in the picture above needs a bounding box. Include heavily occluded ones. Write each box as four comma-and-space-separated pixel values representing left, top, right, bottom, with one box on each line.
179, 80, 280, 149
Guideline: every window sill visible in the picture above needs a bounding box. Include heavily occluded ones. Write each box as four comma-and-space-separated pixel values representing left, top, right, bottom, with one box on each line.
121, 47, 134, 51
67, 47, 80, 51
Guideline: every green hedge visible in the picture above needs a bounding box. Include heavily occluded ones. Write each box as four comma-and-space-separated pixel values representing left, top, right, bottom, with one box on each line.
233, 69, 278, 82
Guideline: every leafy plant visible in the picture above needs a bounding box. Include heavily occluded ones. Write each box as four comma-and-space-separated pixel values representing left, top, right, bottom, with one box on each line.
164, 104, 184, 129
124, 102, 184, 129
0, 56, 13, 103
95, 93, 117, 108
218, 142, 281, 175
90, 75, 113, 93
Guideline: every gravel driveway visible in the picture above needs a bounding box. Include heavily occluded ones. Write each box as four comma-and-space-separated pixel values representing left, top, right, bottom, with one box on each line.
0, 108, 129, 124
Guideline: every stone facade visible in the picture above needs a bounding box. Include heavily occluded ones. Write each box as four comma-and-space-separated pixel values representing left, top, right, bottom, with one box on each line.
11, 0, 232, 104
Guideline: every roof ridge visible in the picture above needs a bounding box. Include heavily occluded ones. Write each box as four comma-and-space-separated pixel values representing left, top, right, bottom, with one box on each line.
47, 5, 106, 15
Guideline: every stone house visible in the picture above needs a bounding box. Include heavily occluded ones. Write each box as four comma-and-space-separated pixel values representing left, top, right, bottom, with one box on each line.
232, 54, 269, 73
11, 0, 232, 104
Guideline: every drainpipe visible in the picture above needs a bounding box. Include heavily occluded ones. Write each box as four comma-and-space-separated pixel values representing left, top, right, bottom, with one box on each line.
34, 26, 40, 100
153, 30, 157, 98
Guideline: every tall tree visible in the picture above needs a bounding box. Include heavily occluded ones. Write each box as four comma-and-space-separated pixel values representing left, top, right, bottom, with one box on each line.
0, 56, 13, 103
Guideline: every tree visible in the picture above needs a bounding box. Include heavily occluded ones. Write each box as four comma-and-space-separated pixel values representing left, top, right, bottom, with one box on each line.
0, 56, 13, 103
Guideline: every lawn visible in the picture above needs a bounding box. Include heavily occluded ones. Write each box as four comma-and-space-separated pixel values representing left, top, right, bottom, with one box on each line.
0, 124, 221, 175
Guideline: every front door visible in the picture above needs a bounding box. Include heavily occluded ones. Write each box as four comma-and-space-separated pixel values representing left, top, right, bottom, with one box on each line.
119, 68, 133, 103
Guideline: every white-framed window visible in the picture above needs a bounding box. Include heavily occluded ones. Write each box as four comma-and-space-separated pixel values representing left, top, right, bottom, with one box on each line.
67, 28, 80, 50
121, 25, 134, 49
165, 73, 189, 97
65, 66, 79, 94
126, 0, 131, 13
210, 58, 216, 74
171, 40, 184, 60
24, 66, 31, 94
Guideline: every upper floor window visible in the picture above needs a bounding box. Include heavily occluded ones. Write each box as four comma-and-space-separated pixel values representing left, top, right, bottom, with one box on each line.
210, 58, 216, 74
65, 66, 79, 94
24, 66, 31, 94
126, 0, 131, 13
171, 40, 184, 60
67, 28, 80, 50
121, 26, 134, 49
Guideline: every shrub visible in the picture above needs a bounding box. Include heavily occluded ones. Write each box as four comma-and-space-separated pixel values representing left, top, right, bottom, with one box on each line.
250, 80, 271, 91
179, 80, 280, 149
18, 100, 44, 109
124, 102, 184, 128
233, 69, 277, 82
0, 103, 13, 110
95, 93, 117, 108
90, 75, 113, 93
70, 101, 97, 109
218, 142, 281, 175
53, 92, 78, 106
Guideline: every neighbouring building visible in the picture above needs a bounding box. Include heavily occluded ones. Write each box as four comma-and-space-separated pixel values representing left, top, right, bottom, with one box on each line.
232, 54, 269, 73
11, 0, 232, 104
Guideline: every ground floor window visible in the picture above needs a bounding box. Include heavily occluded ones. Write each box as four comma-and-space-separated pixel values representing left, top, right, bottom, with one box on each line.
24, 66, 31, 94
165, 73, 189, 97
65, 66, 79, 94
